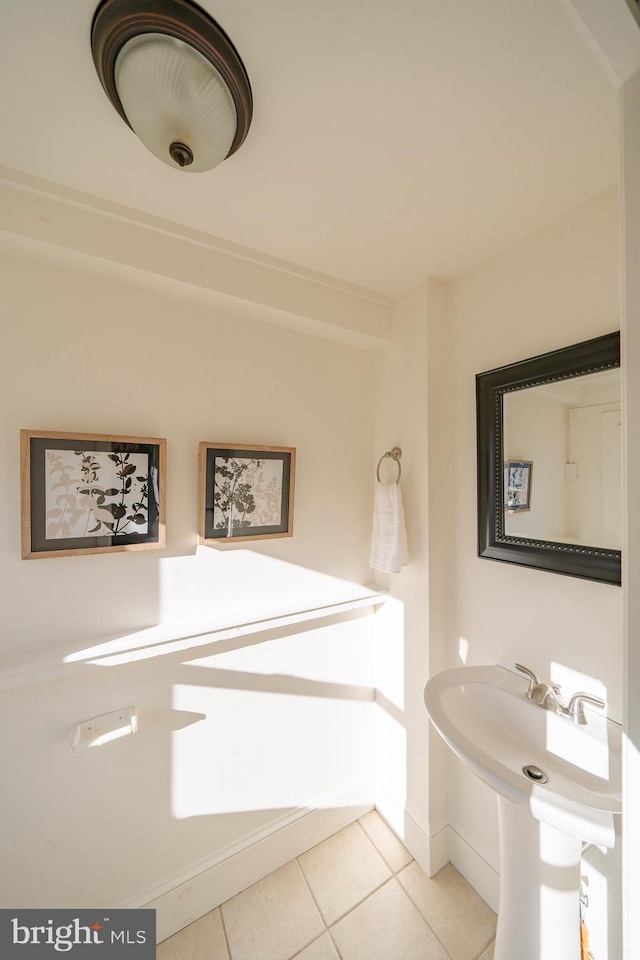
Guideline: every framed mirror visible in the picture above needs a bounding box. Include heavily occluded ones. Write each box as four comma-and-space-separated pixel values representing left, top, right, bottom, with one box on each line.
476, 331, 621, 585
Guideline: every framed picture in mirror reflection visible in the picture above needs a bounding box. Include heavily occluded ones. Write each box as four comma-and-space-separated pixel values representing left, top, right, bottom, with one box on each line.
505, 460, 533, 512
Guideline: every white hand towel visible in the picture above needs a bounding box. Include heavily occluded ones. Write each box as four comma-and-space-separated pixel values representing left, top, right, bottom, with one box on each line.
369, 482, 409, 574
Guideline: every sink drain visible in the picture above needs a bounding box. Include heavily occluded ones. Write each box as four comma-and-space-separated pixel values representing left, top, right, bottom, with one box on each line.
523, 764, 548, 784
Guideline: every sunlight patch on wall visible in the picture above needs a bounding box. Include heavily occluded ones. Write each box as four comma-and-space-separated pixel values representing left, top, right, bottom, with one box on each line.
171, 683, 375, 819
373, 705, 408, 840
170, 616, 377, 819
547, 662, 612, 779
458, 637, 469, 664
157, 549, 379, 634
62, 548, 383, 667
372, 596, 405, 711
549, 662, 607, 703
187, 617, 376, 689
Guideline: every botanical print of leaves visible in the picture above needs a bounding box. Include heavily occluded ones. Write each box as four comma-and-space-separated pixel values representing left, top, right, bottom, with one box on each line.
45, 449, 150, 540
213, 457, 283, 534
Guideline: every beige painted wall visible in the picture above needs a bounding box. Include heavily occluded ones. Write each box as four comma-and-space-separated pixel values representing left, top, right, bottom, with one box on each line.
0, 252, 378, 924
369, 187, 622, 908
503, 390, 567, 540
445, 186, 622, 885
0, 254, 376, 656
622, 66, 640, 960
0, 184, 624, 935
372, 279, 451, 873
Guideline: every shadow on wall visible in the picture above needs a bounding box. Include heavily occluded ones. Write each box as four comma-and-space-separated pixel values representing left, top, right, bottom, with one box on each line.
0, 548, 409, 944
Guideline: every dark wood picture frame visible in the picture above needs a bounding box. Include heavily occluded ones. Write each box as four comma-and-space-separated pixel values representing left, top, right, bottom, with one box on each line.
476, 332, 621, 585
199, 442, 295, 544
21, 430, 166, 559
505, 460, 533, 512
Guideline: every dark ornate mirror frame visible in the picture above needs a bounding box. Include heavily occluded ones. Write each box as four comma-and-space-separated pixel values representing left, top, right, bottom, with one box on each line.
476, 331, 621, 585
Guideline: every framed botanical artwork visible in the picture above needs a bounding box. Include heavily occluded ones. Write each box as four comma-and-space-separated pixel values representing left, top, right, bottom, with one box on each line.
21, 430, 166, 559
199, 443, 295, 544
505, 460, 533, 512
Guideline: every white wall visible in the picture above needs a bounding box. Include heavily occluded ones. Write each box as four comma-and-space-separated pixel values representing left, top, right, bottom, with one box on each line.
370, 189, 622, 911
0, 178, 625, 946
445, 186, 622, 904
527, 4, 640, 948
567, 395, 622, 548
622, 66, 640, 960
503, 389, 567, 540
1, 254, 378, 655
0, 252, 379, 938
504, 379, 621, 547
372, 279, 450, 874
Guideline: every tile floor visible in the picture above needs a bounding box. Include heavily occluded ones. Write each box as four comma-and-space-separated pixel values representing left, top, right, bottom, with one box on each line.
157, 811, 496, 960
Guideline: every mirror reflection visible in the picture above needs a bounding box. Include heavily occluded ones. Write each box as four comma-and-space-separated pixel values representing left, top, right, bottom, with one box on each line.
503, 370, 621, 549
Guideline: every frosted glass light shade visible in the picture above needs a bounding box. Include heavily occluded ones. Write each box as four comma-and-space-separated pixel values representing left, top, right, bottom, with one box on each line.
114, 33, 238, 172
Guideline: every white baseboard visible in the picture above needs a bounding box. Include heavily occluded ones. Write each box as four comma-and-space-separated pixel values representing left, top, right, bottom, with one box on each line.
404, 803, 449, 877
447, 815, 500, 913
127, 778, 373, 944
374, 784, 450, 878
126, 778, 500, 945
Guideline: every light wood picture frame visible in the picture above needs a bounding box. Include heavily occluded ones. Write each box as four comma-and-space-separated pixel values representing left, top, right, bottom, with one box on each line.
199, 442, 295, 544
21, 430, 166, 559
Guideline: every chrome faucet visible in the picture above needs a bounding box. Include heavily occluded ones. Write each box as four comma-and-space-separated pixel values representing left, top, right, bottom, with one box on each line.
515, 664, 560, 709
566, 692, 607, 725
515, 664, 605, 724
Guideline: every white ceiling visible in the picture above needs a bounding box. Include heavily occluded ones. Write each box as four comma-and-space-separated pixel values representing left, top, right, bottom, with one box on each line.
0, 0, 619, 298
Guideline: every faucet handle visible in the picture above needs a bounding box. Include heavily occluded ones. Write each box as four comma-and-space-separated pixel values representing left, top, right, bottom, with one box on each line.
515, 663, 539, 694
568, 692, 606, 725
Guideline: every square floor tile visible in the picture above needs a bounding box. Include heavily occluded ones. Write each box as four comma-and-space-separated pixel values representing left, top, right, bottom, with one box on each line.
221, 860, 324, 960
298, 821, 392, 924
478, 943, 495, 960
398, 862, 496, 960
293, 933, 340, 960
157, 909, 229, 960
330, 879, 450, 960
359, 810, 413, 873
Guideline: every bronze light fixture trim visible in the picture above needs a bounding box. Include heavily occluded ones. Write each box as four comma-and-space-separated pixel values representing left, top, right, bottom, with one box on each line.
91, 0, 253, 172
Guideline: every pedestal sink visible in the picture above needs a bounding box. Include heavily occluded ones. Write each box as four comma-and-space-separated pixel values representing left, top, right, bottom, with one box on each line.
424, 665, 622, 960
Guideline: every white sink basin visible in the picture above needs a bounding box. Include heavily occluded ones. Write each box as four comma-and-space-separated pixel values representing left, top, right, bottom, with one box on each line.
424, 664, 621, 847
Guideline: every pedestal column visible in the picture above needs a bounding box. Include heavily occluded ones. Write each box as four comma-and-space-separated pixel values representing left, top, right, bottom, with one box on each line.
494, 797, 582, 960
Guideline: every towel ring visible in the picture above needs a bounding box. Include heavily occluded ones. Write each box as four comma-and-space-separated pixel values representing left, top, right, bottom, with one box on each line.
376, 447, 402, 484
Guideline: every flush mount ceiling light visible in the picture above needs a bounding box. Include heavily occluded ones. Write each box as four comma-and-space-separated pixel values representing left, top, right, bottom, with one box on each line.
91, 0, 252, 172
